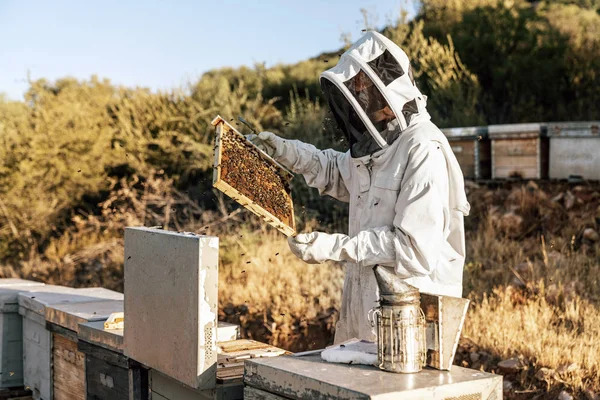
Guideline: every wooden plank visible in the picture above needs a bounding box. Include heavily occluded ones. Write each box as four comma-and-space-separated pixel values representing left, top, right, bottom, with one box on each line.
492, 139, 538, 156
85, 354, 129, 400
212, 116, 296, 237
128, 361, 149, 400
494, 155, 538, 168
52, 333, 85, 400
78, 340, 128, 369
217, 339, 271, 353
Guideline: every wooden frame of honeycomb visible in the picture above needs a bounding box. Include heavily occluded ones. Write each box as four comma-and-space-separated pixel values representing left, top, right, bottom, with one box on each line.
211, 115, 296, 237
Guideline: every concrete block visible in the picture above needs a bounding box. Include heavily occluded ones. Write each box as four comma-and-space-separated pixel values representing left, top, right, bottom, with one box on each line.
124, 227, 218, 390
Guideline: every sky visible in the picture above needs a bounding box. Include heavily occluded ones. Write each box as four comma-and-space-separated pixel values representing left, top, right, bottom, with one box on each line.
0, 0, 418, 101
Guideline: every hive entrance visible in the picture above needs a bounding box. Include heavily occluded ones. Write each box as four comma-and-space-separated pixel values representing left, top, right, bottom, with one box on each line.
212, 116, 296, 236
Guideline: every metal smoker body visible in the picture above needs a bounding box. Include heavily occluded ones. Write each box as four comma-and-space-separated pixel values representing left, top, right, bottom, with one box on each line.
372, 266, 427, 373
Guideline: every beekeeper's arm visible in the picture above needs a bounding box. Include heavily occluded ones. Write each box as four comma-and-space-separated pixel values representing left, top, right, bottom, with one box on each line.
288, 140, 448, 278
248, 132, 350, 203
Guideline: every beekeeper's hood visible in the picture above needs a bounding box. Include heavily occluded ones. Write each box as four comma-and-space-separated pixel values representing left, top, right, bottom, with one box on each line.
320, 31, 430, 158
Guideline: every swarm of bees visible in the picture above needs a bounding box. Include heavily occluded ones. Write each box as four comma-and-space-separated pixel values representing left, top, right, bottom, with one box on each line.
220, 131, 293, 224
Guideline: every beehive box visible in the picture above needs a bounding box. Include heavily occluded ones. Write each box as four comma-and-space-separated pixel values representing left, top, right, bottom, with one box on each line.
78, 320, 149, 400
18, 287, 123, 400
211, 116, 296, 237
123, 228, 218, 391
46, 299, 124, 400
547, 121, 600, 180
489, 123, 548, 179
244, 354, 502, 400
0, 280, 45, 389
442, 126, 491, 180
149, 339, 288, 400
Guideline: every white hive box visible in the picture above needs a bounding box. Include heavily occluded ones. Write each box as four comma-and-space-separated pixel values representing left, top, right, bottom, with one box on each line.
244, 355, 503, 400
0, 280, 45, 388
488, 123, 548, 179
123, 227, 219, 392
217, 322, 240, 342
547, 121, 600, 180
18, 286, 123, 400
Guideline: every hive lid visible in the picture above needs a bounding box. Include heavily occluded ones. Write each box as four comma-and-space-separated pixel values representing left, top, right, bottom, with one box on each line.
78, 320, 124, 353
18, 286, 123, 316
373, 266, 419, 304
0, 278, 45, 288
46, 300, 124, 332
547, 121, 600, 138
488, 123, 545, 138
441, 126, 488, 139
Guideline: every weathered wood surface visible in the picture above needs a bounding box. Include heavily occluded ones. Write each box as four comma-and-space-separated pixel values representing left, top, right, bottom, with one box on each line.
216, 339, 288, 385
492, 138, 543, 179
128, 360, 149, 400
52, 333, 85, 400
212, 116, 296, 237
85, 353, 129, 400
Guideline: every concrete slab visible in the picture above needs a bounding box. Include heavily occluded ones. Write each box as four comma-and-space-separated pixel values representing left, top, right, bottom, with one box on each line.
123, 227, 219, 391
46, 300, 124, 332
244, 354, 503, 400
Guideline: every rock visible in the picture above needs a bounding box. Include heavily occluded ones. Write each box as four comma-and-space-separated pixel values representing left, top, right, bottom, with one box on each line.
564, 191, 576, 210
535, 367, 557, 381
498, 358, 522, 374
583, 228, 599, 242
470, 352, 480, 363
558, 390, 574, 400
557, 362, 579, 375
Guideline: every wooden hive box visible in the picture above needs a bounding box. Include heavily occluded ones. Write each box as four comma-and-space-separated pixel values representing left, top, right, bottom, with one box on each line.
0, 280, 45, 390
18, 287, 123, 400
149, 339, 289, 400
488, 123, 548, 179
77, 320, 149, 400
46, 298, 124, 400
547, 121, 600, 181
441, 126, 491, 180
211, 116, 296, 237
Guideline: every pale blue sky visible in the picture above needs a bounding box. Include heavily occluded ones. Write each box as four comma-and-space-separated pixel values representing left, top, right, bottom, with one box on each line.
0, 0, 418, 100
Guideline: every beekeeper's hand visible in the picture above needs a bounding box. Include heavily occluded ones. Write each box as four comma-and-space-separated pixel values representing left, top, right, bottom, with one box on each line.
288, 232, 359, 264
246, 131, 285, 159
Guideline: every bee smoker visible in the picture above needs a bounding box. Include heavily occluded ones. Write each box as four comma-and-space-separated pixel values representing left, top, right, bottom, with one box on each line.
370, 266, 427, 373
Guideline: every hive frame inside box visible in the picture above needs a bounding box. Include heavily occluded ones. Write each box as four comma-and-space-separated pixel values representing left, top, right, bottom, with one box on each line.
211, 115, 296, 237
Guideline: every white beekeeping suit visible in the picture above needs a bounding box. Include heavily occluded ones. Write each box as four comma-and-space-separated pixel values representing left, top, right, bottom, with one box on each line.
250, 31, 470, 344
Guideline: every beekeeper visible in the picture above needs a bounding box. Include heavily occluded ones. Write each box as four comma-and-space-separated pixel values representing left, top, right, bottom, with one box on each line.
249, 31, 470, 344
